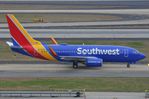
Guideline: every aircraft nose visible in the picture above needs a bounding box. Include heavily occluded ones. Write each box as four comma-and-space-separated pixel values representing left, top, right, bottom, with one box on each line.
139, 53, 146, 59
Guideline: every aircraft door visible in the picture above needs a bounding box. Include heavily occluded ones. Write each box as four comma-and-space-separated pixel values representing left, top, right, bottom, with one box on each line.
124, 49, 128, 57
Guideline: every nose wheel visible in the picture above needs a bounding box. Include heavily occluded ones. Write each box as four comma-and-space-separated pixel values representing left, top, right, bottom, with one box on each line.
127, 63, 130, 68
73, 61, 78, 69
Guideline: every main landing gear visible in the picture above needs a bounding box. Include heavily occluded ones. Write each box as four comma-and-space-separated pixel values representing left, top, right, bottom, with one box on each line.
127, 63, 130, 68
73, 61, 79, 69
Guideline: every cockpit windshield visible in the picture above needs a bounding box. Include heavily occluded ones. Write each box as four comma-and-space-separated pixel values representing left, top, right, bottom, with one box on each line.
133, 49, 139, 54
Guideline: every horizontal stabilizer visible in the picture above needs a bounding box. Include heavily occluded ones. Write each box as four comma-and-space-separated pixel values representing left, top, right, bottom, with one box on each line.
6, 41, 13, 47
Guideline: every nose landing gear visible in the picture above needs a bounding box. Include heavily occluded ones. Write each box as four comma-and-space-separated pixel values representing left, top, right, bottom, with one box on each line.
73, 61, 78, 69
127, 63, 130, 68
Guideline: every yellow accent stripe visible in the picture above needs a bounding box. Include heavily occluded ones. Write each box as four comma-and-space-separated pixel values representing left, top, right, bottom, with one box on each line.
9, 14, 57, 61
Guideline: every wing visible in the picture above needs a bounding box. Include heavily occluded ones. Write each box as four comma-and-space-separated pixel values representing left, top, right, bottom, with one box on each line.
60, 56, 95, 62
60, 56, 103, 68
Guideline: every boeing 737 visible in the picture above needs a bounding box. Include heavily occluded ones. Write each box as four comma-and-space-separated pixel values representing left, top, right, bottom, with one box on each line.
6, 14, 145, 69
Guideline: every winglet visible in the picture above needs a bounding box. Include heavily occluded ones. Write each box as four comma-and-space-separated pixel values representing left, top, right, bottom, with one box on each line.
50, 36, 58, 44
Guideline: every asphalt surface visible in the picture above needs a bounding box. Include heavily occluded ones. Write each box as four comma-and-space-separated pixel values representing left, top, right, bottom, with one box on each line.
0, 64, 148, 77
1, 29, 149, 38
0, 92, 146, 99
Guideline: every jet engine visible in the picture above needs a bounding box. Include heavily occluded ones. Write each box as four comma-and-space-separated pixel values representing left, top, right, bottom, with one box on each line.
85, 57, 103, 67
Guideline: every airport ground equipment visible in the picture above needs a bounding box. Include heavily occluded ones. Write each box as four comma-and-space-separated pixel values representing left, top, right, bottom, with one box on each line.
33, 17, 44, 23
0, 89, 85, 98
145, 90, 149, 98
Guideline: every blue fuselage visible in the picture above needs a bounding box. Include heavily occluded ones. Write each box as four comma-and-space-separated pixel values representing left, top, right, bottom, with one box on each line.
50, 44, 145, 63
11, 43, 145, 64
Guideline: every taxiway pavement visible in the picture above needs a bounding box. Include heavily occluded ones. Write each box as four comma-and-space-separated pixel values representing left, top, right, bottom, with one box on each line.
1, 9, 149, 14
0, 63, 148, 78
1, 29, 149, 38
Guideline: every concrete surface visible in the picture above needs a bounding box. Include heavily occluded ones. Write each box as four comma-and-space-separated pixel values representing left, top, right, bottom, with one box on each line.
0, 0, 149, 10
1, 29, 149, 38
1, 9, 149, 14
2, 18, 149, 27
0, 92, 145, 99
85, 92, 145, 99
0, 64, 148, 77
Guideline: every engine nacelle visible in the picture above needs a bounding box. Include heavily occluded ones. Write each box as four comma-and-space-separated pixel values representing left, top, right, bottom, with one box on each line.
85, 57, 103, 67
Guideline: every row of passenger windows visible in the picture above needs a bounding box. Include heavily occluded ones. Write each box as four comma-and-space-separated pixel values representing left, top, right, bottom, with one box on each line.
37, 49, 75, 53
55, 50, 75, 53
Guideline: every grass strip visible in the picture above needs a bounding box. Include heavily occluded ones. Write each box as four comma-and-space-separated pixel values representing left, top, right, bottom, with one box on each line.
0, 78, 149, 92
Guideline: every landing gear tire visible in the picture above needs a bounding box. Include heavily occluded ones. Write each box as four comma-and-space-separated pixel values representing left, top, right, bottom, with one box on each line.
127, 63, 130, 68
73, 61, 78, 69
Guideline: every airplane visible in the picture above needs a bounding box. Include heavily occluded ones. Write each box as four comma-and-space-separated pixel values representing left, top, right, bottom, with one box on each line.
5, 14, 145, 69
